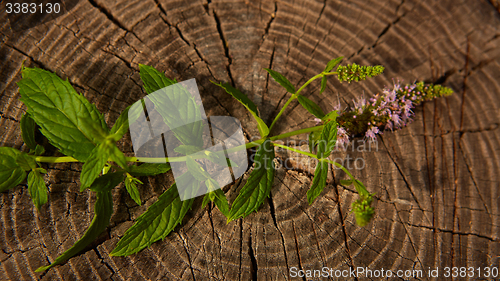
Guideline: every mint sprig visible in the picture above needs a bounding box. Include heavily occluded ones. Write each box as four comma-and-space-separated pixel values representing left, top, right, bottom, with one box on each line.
0, 57, 455, 272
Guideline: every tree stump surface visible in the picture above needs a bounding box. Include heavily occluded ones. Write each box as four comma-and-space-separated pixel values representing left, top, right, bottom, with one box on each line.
1, 0, 500, 280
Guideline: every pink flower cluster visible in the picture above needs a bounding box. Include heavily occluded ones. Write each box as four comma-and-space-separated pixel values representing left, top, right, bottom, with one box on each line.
369, 80, 416, 133
335, 79, 419, 143
321, 79, 453, 147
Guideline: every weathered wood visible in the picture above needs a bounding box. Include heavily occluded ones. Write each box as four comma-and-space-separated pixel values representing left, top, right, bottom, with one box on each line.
1, 0, 500, 280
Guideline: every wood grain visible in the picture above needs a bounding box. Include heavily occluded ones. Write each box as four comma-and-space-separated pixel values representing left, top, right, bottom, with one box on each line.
1, 0, 499, 280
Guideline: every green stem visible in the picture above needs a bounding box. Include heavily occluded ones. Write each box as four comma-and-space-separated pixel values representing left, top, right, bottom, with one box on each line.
34, 125, 325, 164
271, 142, 317, 158
268, 73, 327, 133
34, 156, 79, 163
270, 125, 323, 141
271, 142, 354, 180
295, 73, 325, 96
321, 158, 355, 180
268, 95, 297, 134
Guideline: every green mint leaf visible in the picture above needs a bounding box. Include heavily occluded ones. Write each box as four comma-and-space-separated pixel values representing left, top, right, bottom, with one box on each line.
15, 153, 37, 171
321, 111, 339, 122
20, 113, 37, 149
316, 121, 338, 159
201, 193, 211, 208
264, 68, 296, 94
110, 145, 127, 169
80, 141, 112, 192
34, 144, 45, 156
139, 65, 204, 147
306, 161, 328, 204
202, 188, 230, 217
309, 132, 315, 154
212, 188, 230, 217
110, 182, 194, 256
139, 64, 177, 94
353, 179, 370, 198
145, 81, 205, 147
205, 177, 220, 192
28, 169, 48, 211
18, 67, 109, 161
119, 103, 143, 135
35, 189, 113, 272
308, 131, 321, 154
81, 137, 126, 192
324, 57, 344, 72
340, 179, 354, 186
186, 156, 210, 181
125, 175, 142, 206
0, 148, 27, 192
0, 147, 22, 158
320, 76, 327, 95
88, 172, 124, 193
127, 163, 171, 177
174, 145, 203, 156
212, 81, 270, 137
297, 94, 325, 119
227, 139, 275, 222
110, 105, 131, 139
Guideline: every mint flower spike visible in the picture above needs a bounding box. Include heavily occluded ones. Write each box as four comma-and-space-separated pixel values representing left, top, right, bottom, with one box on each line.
336, 63, 385, 83
407, 81, 454, 106
351, 194, 375, 227
352, 180, 375, 227
334, 79, 454, 143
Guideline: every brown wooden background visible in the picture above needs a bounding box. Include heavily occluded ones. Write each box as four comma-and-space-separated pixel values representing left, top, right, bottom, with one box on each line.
1, 0, 500, 280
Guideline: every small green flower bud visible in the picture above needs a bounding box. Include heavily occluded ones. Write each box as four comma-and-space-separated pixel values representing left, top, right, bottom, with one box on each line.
336, 63, 384, 83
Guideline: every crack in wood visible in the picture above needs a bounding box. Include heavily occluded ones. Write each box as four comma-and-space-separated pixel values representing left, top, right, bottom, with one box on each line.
371, 12, 406, 49
380, 137, 433, 225
291, 221, 307, 281
266, 193, 290, 271
238, 220, 243, 281
212, 11, 235, 86
3, 42, 51, 72
332, 181, 358, 281
86, 0, 144, 45
381, 185, 426, 273
458, 139, 492, 218
0, 111, 19, 123
263, 46, 275, 122
177, 232, 198, 281
101, 49, 135, 70
315, 0, 327, 25
247, 228, 258, 281
412, 222, 499, 242
264, 2, 277, 37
